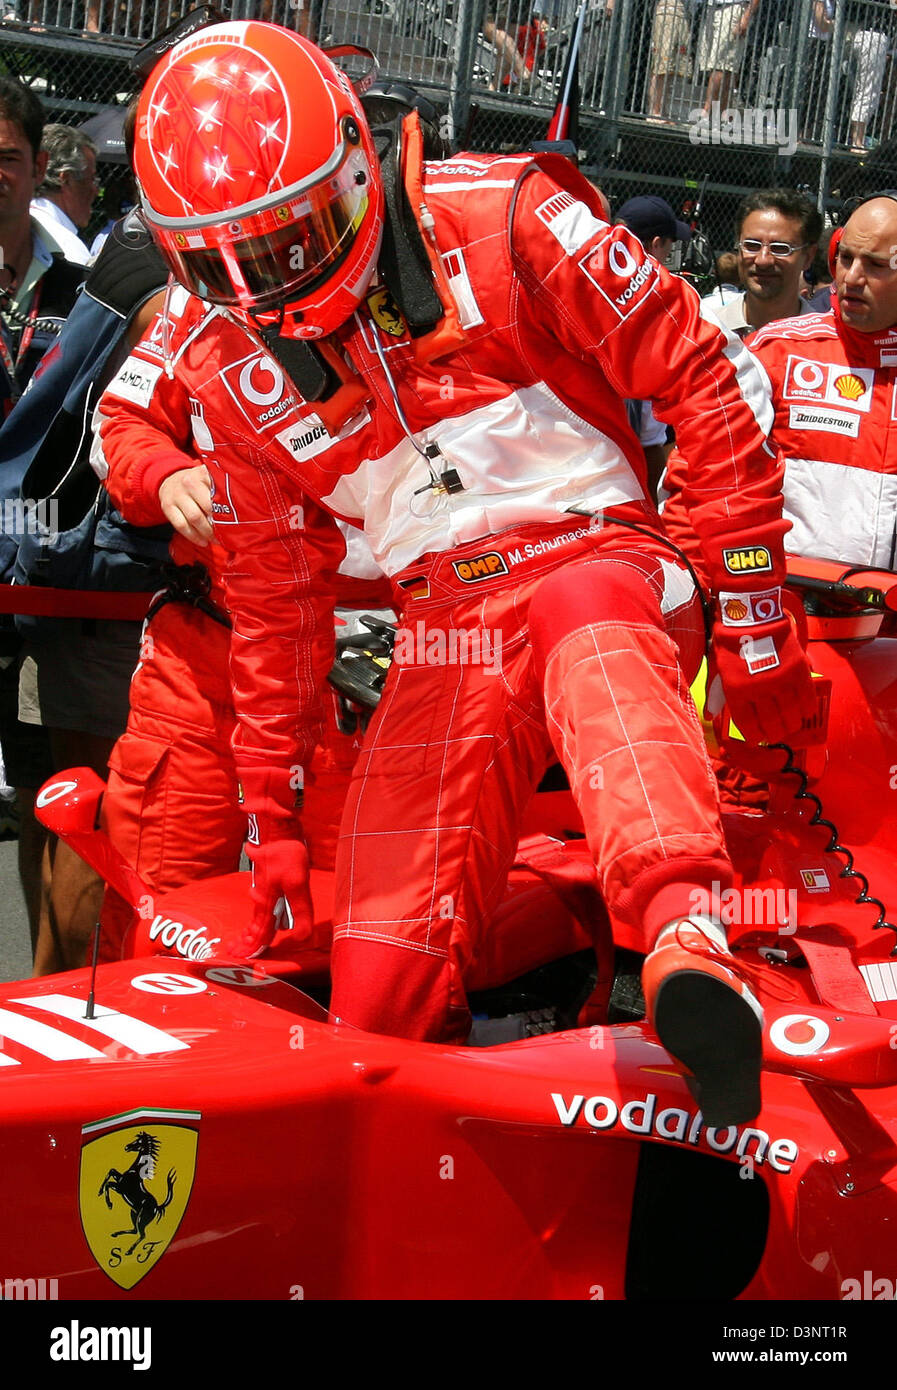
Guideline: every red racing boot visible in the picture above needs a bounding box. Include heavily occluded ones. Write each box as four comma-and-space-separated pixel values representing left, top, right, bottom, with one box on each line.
642, 917, 764, 1127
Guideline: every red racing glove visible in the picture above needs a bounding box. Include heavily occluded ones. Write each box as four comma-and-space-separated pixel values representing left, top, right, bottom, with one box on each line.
707, 578, 815, 745
233, 765, 314, 958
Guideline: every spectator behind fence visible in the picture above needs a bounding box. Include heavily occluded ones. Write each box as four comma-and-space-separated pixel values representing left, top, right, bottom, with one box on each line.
706, 187, 821, 337
30, 124, 98, 267
697, 0, 759, 115
648, 0, 692, 122
802, 0, 897, 152
0, 75, 88, 955
847, 1, 897, 152
482, 2, 549, 93
701, 250, 742, 313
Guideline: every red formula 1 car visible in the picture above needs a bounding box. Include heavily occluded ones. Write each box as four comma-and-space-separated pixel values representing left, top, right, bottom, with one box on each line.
2, 556, 897, 1301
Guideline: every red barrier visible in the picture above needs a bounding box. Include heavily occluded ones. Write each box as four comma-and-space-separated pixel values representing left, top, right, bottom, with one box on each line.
0, 584, 152, 620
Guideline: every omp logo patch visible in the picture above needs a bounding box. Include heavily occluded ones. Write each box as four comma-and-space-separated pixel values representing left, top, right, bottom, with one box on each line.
219, 350, 297, 431
452, 552, 509, 583
788, 406, 860, 437
577, 233, 657, 319
105, 358, 163, 408
722, 546, 773, 575
783, 357, 873, 412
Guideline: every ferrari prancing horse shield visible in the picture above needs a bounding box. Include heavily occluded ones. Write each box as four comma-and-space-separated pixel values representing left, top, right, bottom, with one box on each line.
79, 1108, 200, 1289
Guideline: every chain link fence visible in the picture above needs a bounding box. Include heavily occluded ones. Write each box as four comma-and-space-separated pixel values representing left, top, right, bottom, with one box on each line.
2, 0, 896, 252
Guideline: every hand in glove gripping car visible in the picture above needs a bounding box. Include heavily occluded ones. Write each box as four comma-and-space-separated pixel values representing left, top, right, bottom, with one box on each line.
705, 530, 816, 746
234, 765, 314, 959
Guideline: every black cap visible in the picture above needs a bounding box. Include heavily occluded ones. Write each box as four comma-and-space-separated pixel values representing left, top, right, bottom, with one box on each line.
617, 194, 692, 245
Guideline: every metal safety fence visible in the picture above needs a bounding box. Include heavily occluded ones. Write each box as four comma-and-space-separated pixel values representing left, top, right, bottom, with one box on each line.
2, 0, 896, 251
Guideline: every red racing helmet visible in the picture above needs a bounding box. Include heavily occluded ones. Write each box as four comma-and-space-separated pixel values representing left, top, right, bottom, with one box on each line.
135, 21, 384, 338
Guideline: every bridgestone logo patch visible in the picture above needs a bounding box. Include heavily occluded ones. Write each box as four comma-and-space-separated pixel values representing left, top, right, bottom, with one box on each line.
788, 406, 860, 438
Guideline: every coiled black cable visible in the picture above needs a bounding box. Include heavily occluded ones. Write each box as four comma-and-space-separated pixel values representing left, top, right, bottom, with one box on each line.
768, 741, 897, 949
562, 505, 897, 945
0, 285, 65, 337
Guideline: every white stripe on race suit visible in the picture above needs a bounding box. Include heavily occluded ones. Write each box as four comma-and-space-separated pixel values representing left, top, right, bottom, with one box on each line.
421, 180, 519, 192
536, 194, 609, 256
784, 456, 897, 569
698, 297, 776, 442
10, 993, 189, 1055
0, 1006, 105, 1060
0, 1054, 20, 1066
322, 380, 646, 576
659, 556, 697, 614
336, 520, 387, 581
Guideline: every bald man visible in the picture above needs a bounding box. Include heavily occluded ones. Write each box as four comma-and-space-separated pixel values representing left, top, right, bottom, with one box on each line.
665, 195, 897, 572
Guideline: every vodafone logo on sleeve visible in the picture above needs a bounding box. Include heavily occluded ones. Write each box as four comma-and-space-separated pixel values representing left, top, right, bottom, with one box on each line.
577, 232, 657, 320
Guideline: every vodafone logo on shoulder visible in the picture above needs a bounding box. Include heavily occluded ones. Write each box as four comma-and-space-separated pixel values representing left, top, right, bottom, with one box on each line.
577, 231, 657, 320
220, 349, 298, 431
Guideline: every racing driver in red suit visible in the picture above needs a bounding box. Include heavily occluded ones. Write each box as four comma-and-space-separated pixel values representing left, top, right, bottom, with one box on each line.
98, 21, 815, 1126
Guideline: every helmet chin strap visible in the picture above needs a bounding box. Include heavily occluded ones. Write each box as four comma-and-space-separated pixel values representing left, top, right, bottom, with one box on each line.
250, 303, 334, 402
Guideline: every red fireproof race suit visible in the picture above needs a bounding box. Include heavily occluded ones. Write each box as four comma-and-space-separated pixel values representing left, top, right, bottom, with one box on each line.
663, 303, 897, 571
98, 150, 804, 1040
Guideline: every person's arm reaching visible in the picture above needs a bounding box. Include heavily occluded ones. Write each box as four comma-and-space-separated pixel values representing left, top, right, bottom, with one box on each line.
512, 166, 813, 743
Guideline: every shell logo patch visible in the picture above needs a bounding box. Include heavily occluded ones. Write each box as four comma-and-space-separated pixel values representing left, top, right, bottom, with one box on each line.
833, 373, 866, 402
719, 587, 783, 625
723, 597, 748, 622
79, 1109, 200, 1289
367, 286, 407, 337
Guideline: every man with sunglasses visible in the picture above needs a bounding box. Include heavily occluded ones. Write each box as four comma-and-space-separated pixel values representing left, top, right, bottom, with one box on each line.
672, 193, 897, 570
710, 189, 822, 338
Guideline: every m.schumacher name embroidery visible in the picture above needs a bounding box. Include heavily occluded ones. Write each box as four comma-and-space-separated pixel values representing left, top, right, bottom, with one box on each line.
722, 546, 773, 575
551, 1090, 799, 1173
577, 233, 657, 319
719, 588, 783, 625
452, 552, 508, 582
